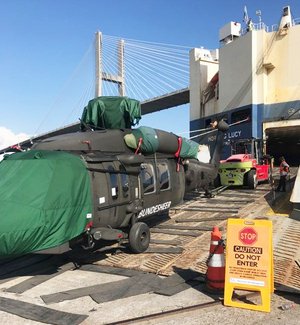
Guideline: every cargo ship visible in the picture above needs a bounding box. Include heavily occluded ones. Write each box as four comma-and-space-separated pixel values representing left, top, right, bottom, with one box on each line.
189, 5, 300, 165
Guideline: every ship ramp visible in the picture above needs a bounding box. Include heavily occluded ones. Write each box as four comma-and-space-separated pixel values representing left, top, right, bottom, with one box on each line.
264, 121, 300, 166
290, 166, 300, 220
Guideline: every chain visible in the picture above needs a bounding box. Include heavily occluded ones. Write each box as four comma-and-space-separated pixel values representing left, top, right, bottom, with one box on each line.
205, 239, 226, 266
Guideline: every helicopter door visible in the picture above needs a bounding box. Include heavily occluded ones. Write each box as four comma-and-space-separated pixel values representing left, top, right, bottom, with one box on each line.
137, 160, 178, 220
138, 162, 159, 218
91, 161, 132, 229
108, 162, 135, 227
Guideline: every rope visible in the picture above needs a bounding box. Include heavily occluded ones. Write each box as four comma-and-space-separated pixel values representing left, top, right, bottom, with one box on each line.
189, 117, 250, 140
34, 39, 94, 134
135, 138, 143, 154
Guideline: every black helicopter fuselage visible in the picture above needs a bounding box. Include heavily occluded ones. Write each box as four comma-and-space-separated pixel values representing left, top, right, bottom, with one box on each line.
30, 122, 227, 254
32, 129, 186, 228
0, 94, 229, 257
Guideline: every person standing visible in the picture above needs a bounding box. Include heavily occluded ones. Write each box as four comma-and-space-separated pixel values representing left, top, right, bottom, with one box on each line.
247, 18, 254, 32
276, 156, 289, 192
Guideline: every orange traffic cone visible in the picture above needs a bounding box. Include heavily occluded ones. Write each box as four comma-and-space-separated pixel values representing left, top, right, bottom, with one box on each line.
206, 226, 225, 292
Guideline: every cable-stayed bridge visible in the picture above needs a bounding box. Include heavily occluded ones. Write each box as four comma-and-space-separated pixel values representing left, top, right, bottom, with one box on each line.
94, 32, 190, 104
30, 33, 193, 143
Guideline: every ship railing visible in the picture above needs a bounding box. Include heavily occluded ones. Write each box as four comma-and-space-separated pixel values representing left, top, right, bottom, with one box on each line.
240, 22, 267, 35
255, 22, 268, 32
270, 24, 278, 32
240, 23, 267, 35
241, 17, 300, 35
293, 18, 300, 25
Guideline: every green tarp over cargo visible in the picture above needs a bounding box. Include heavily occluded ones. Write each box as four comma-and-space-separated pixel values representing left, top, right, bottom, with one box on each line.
180, 138, 199, 159
80, 96, 141, 130
0, 150, 92, 257
124, 126, 200, 159
124, 126, 160, 153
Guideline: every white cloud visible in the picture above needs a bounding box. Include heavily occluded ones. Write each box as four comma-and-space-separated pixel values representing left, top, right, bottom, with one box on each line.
0, 126, 30, 150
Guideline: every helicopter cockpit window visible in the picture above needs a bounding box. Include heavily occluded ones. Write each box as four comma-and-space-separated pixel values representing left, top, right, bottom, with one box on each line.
120, 173, 129, 198
157, 163, 170, 191
140, 163, 156, 194
108, 166, 118, 199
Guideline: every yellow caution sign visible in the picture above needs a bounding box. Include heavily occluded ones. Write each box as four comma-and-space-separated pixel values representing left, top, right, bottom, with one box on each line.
224, 218, 274, 312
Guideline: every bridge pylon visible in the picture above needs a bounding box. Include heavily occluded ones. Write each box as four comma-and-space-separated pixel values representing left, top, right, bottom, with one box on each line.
95, 31, 125, 98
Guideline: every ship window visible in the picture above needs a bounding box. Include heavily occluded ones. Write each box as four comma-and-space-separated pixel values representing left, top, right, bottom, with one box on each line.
218, 113, 228, 122
108, 166, 118, 199
140, 163, 156, 194
205, 119, 212, 127
120, 173, 129, 198
231, 108, 251, 124
157, 163, 170, 191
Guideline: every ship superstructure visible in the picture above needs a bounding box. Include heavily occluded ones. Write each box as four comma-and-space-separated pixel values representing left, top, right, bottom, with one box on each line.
190, 5, 300, 165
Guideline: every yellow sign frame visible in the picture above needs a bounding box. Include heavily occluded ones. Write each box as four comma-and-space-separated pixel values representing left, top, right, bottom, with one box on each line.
224, 218, 274, 312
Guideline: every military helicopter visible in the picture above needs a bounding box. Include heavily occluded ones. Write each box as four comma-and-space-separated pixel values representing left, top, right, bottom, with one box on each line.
0, 96, 228, 257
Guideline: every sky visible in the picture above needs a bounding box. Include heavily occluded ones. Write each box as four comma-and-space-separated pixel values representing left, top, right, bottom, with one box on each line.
1, 0, 300, 149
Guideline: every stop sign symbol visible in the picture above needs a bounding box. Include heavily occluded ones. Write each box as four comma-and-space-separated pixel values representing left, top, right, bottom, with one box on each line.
239, 227, 257, 245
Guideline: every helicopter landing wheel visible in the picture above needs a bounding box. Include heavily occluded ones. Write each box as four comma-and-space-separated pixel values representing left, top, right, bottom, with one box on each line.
128, 222, 150, 253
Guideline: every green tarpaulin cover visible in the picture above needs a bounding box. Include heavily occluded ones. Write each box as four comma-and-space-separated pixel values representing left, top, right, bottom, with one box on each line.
180, 138, 199, 159
124, 126, 159, 153
0, 150, 92, 257
124, 126, 200, 159
80, 96, 141, 130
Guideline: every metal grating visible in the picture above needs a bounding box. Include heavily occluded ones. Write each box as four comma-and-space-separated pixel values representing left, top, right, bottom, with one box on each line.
273, 217, 300, 291
93, 171, 300, 291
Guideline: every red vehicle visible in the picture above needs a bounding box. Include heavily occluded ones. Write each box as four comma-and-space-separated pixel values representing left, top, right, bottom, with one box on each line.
215, 139, 272, 189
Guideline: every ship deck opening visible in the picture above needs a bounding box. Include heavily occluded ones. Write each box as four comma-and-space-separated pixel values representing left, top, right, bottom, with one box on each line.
266, 125, 300, 166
